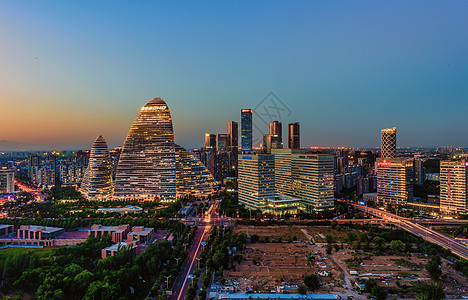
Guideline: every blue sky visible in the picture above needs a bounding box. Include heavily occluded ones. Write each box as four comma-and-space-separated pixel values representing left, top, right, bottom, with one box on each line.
1, 1, 467, 150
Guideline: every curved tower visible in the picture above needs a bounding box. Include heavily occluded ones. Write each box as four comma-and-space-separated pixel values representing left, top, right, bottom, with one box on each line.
175, 144, 219, 198
114, 98, 177, 200
81, 135, 113, 200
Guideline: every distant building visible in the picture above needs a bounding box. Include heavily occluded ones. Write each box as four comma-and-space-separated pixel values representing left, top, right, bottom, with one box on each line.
241, 109, 253, 151
238, 154, 275, 210
288, 122, 300, 149
218, 134, 229, 152
205, 133, 217, 150
440, 160, 468, 215
228, 121, 239, 174
97, 205, 143, 214
269, 121, 282, 145
0, 225, 14, 237
126, 226, 154, 244
0, 168, 15, 194
414, 159, 426, 185
381, 127, 396, 158
263, 134, 281, 154
376, 158, 414, 205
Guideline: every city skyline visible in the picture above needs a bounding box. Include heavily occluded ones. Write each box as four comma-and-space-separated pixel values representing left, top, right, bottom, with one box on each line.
1, 1, 468, 150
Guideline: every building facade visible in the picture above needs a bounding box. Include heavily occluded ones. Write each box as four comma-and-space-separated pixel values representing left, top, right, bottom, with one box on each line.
288, 122, 300, 149
440, 160, 468, 215
241, 109, 252, 151
80, 135, 113, 200
376, 158, 414, 205
238, 154, 275, 210
0, 168, 15, 194
205, 133, 217, 150
381, 127, 396, 158
269, 121, 282, 145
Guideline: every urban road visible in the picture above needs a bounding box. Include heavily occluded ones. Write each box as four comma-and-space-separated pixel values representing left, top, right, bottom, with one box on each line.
345, 201, 468, 260
170, 202, 221, 300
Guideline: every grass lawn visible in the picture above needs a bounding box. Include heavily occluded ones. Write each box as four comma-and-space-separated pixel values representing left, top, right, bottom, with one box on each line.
0, 246, 59, 258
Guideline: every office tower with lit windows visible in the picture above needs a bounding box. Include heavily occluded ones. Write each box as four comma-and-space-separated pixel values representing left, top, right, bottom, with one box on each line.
114, 98, 218, 200
288, 122, 300, 149
381, 127, 397, 158
440, 160, 468, 215
263, 134, 281, 154
376, 158, 414, 205
218, 134, 229, 152
205, 133, 217, 150
228, 121, 238, 174
241, 109, 252, 151
272, 149, 334, 210
0, 168, 15, 194
270, 121, 282, 144
80, 135, 113, 200
238, 154, 275, 210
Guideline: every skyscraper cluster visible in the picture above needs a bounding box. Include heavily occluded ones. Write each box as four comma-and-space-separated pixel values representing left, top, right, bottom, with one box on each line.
80, 98, 218, 201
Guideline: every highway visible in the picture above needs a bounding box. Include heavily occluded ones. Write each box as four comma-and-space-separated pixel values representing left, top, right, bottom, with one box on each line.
170, 202, 218, 300
348, 202, 468, 260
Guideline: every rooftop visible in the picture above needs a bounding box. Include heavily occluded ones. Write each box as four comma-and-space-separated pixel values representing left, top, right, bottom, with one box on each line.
103, 242, 137, 252
19, 225, 63, 234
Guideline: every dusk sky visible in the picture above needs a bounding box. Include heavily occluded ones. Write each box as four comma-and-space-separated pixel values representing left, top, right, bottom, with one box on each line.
1, 1, 468, 150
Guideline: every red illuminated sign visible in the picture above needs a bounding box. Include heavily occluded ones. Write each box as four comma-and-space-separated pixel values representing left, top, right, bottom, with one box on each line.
379, 160, 391, 167
241, 109, 252, 113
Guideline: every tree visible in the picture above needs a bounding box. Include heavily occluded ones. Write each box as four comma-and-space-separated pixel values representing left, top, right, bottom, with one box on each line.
372, 236, 385, 251
326, 244, 332, 254
365, 278, 378, 293
297, 284, 307, 294
371, 285, 387, 300
416, 282, 444, 300
303, 274, 320, 291
426, 255, 442, 281
390, 240, 404, 253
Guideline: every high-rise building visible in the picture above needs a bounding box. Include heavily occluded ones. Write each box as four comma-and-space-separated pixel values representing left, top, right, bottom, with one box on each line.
218, 134, 229, 152
288, 122, 300, 149
175, 145, 219, 197
114, 98, 218, 200
241, 109, 252, 151
80, 135, 113, 200
414, 159, 426, 186
269, 121, 282, 144
376, 158, 414, 205
263, 134, 281, 154
228, 121, 238, 175
205, 133, 217, 150
0, 168, 15, 194
238, 154, 275, 210
440, 160, 468, 215
381, 127, 397, 158
272, 149, 334, 210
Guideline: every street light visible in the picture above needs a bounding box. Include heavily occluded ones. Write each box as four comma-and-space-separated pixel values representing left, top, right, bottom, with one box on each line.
164, 275, 172, 290
175, 257, 181, 265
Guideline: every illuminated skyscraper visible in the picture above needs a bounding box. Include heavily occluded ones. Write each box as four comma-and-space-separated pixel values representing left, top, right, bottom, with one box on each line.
218, 134, 229, 152
440, 160, 468, 215
288, 122, 300, 149
241, 109, 252, 151
114, 98, 217, 200
80, 135, 113, 200
376, 158, 413, 205
205, 133, 217, 150
381, 127, 396, 158
269, 121, 282, 144
228, 121, 238, 174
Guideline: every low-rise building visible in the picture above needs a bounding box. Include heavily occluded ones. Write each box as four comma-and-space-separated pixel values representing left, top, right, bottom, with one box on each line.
126, 226, 154, 244
97, 205, 143, 214
101, 241, 138, 259
0, 224, 14, 236
17, 225, 64, 240
89, 224, 130, 243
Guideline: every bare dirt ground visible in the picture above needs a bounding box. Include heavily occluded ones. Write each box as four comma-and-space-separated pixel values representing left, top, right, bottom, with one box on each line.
226, 225, 468, 298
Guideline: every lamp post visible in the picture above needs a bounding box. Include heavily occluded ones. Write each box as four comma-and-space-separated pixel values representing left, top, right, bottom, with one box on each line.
164, 275, 172, 290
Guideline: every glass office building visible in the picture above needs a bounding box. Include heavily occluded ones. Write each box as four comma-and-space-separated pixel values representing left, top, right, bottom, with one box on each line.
241, 109, 252, 151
